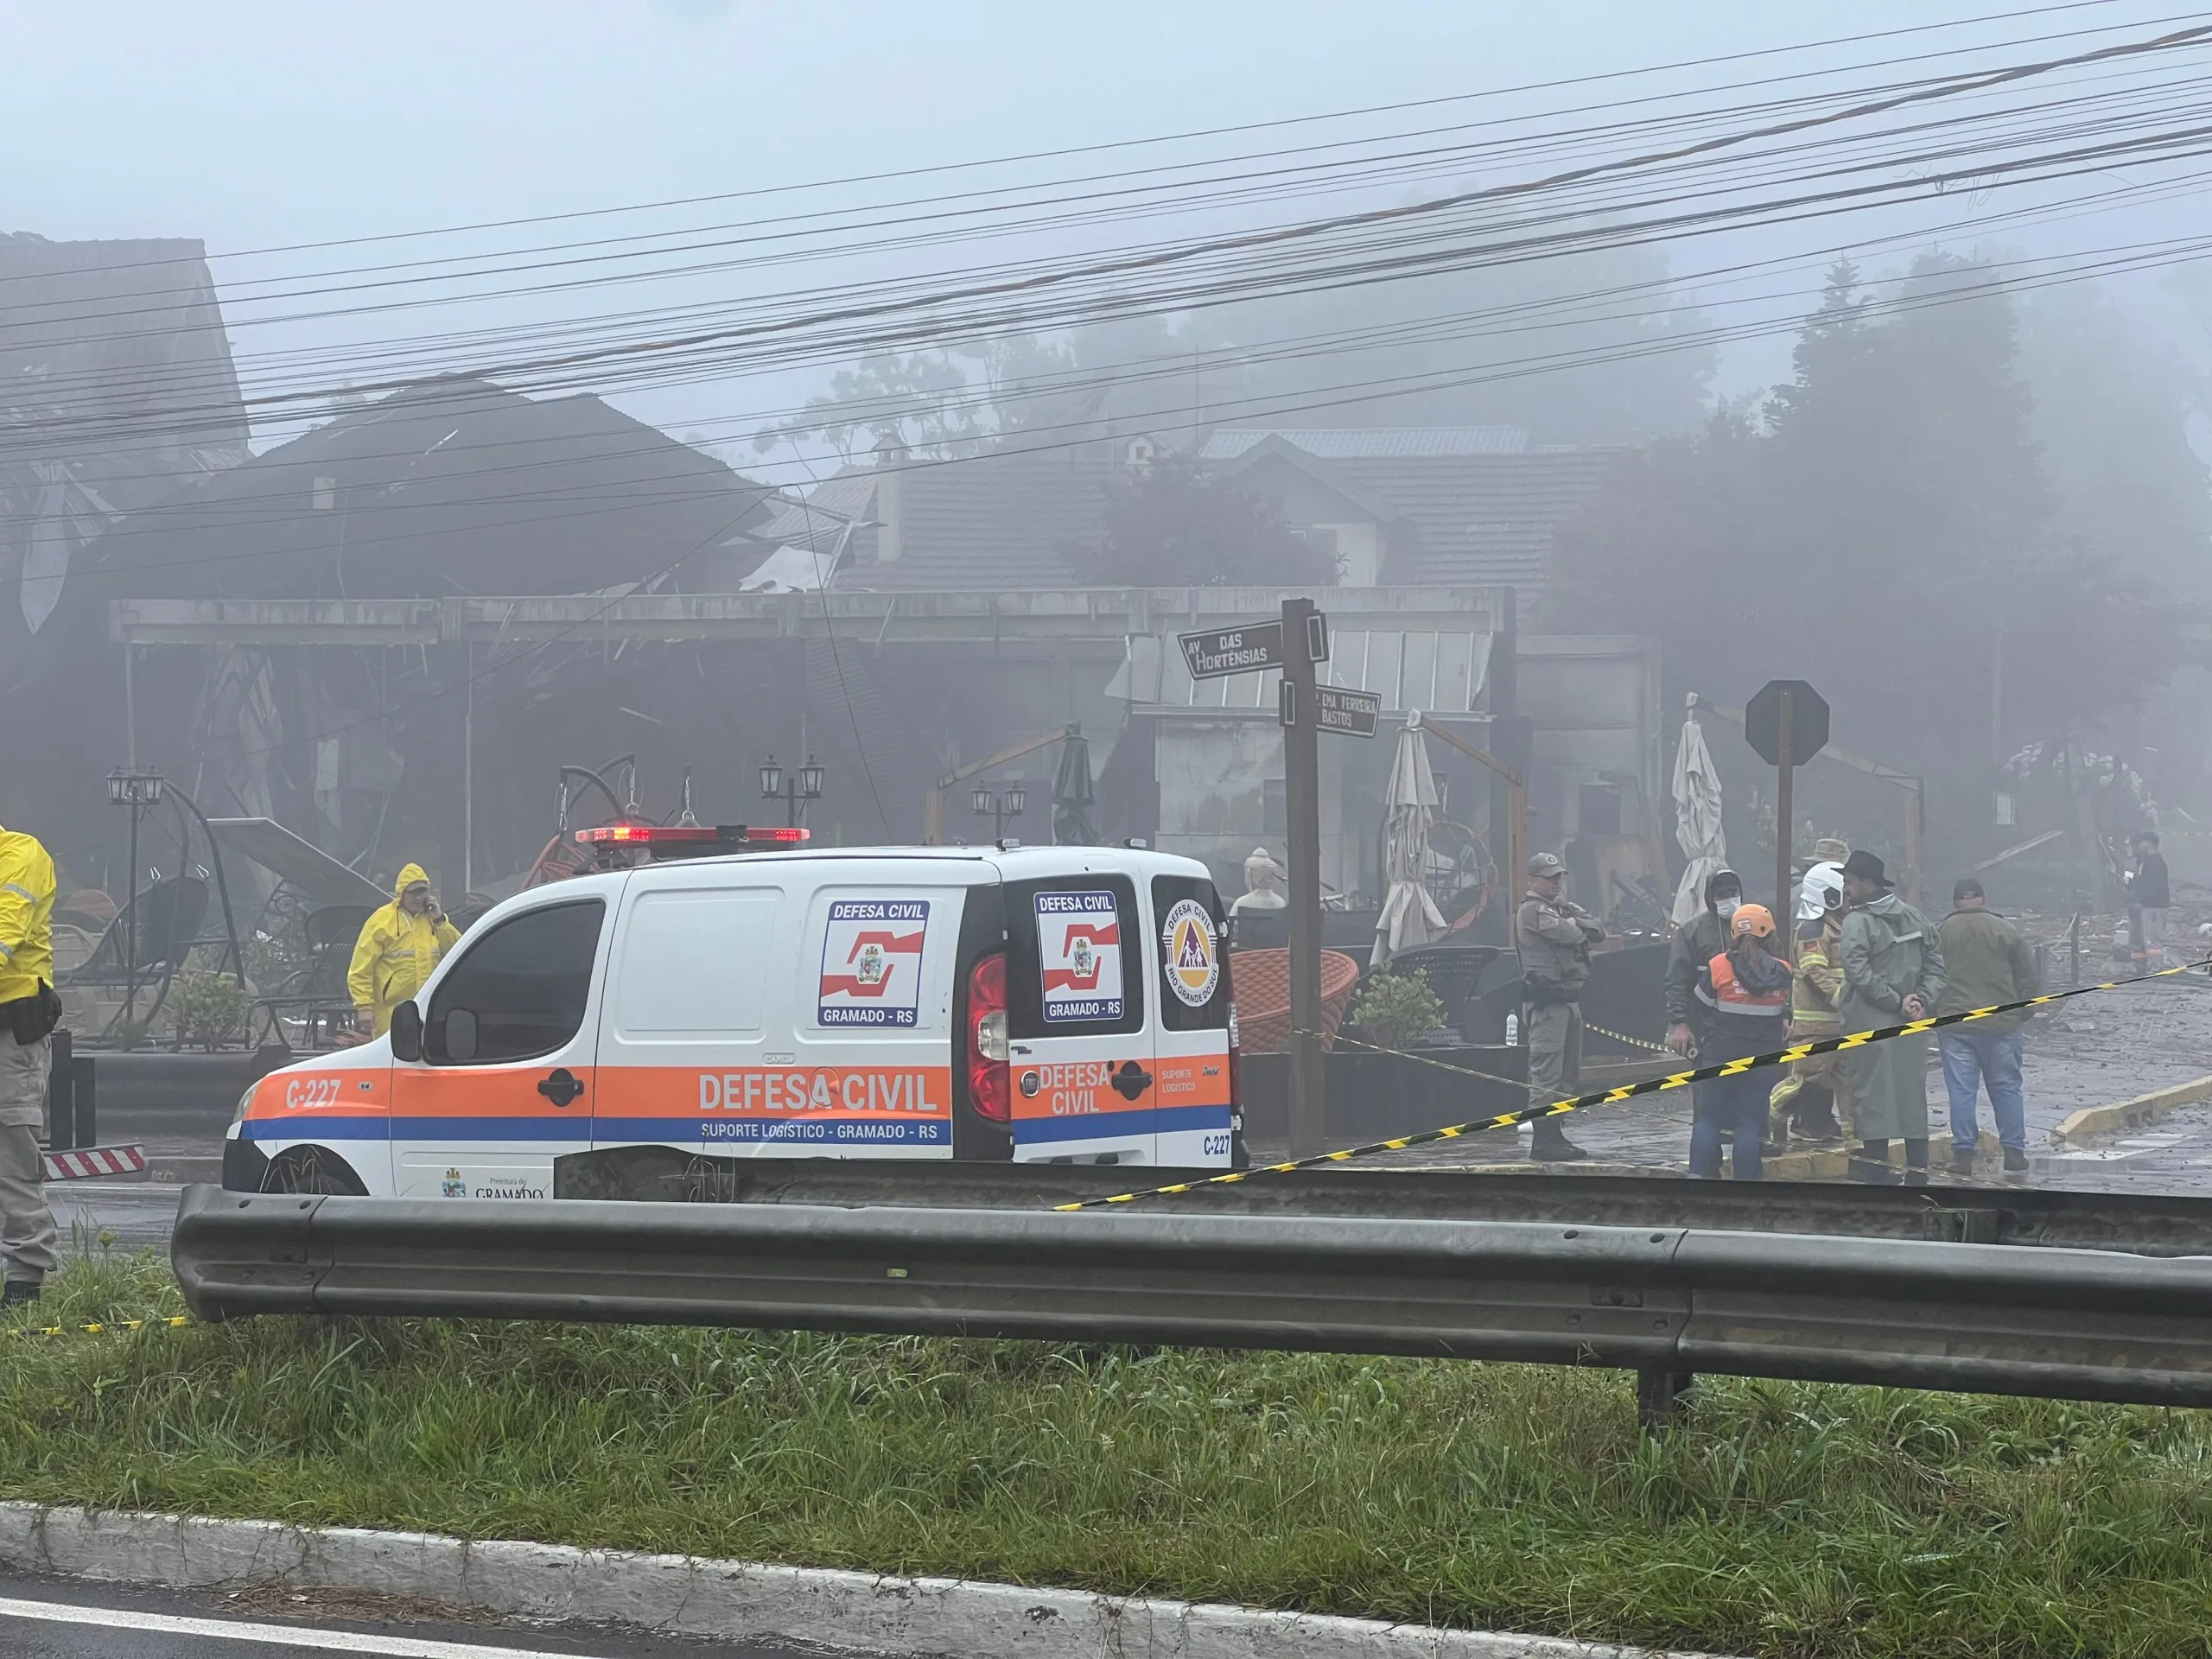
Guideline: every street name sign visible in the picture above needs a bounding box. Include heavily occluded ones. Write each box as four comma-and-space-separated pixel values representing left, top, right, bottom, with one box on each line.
1317, 685, 1381, 737
1178, 621, 1284, 681
1280, 682, 1381, 737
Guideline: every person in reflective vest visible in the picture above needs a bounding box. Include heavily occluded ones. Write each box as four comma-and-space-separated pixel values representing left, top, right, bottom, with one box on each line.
1690, 902, 1791, 1180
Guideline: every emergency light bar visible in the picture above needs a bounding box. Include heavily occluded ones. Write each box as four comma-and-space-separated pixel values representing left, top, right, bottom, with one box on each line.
574, 823, 809, 850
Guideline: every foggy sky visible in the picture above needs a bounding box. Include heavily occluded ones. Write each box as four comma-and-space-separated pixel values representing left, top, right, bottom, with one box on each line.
5, 0, 2205, 448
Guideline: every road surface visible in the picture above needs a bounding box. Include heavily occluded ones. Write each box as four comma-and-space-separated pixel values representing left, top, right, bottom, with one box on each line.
0, 1571, 869, 1658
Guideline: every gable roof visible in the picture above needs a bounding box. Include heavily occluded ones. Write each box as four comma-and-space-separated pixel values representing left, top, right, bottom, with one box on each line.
824, 443, 1119, 590
1206, 429, 1622, 592
1200, 426, 1530, 460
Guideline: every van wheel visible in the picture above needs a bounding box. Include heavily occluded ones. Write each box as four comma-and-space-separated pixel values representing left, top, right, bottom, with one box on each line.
259, 1146, 366, 1197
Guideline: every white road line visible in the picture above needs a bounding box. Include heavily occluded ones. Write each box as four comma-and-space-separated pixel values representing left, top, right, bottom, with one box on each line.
0, 1593, 607, 1657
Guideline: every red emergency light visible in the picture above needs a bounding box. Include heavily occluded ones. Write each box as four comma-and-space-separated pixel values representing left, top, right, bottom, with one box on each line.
573, 823, 810, 850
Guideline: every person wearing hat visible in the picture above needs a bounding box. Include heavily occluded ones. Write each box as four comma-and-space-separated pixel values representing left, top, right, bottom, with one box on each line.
1516, 851, 1605, 1162
1689, 901, 1792, 1179
1838, 850, 1945, 1184
1936, 876, 2038, 1178
1766, 860, 1848, 1145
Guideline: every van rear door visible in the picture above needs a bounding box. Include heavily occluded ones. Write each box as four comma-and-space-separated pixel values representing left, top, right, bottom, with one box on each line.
1001, 873, 1153, 1166
1148, 873, 1236, 1167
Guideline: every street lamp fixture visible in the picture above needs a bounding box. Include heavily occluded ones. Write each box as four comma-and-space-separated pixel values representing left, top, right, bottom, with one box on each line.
971, 779, 1026, 843
105, 769, 163, 809
760, 751, 825, 827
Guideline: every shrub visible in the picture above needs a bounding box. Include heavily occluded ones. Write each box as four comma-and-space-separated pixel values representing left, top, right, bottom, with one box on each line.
1346, 969, 1447, 1048
170, 970, 251, 1052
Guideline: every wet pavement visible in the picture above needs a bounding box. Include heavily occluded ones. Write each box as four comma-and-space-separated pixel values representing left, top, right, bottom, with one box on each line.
1266, 965, 2212, 1196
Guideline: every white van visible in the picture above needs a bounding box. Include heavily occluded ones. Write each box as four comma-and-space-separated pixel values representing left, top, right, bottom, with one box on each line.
224, 841, 1242, 1198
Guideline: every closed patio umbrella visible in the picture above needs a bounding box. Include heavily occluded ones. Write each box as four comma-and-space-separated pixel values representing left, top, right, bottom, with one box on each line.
1671, 700, 1727, 928
1372, 719, 1447, 969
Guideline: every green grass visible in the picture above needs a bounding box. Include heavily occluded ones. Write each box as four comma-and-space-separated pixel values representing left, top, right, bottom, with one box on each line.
2, 1253, 2210, 1657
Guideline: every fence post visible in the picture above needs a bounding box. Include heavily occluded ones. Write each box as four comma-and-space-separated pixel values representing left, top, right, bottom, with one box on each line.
44, 1028, 73, 1152
73, 1057, 96, 1151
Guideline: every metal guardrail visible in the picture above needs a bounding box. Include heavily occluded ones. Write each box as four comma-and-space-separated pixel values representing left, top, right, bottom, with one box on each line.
552, 1154, 2212, 1257
172, 1186, 2212, 1418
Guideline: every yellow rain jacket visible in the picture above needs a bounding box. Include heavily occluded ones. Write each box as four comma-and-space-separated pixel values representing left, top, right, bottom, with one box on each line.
346, 863, 460, 1034
0, 823, 56, 1007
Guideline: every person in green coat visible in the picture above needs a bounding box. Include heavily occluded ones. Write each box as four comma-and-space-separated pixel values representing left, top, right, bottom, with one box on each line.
1838, 850, 1945, 1185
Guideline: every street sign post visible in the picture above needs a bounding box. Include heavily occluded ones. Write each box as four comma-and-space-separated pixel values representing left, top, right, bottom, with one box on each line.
1277, 598, 1327, 1159
1745, 679, 1829, 943
1178, 621, 1284, 681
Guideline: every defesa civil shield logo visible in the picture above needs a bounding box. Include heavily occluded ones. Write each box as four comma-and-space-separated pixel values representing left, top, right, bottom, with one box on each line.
1161, 898, 1220, 1008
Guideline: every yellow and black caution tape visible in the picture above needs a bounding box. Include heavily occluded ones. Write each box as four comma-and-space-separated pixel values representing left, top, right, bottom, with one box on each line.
1580, 1018, 1674, 1054
1056, 954, 2212, 1210
3, 1314, 191, 1342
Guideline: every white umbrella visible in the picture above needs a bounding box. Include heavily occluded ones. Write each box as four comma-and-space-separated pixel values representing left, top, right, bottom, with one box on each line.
1670, 702, 1727, 929
1373, 717, 1447, 969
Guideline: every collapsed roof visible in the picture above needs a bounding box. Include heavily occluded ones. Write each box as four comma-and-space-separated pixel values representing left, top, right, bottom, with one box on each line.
75, 375, 777, 606
2, 232, 249, 638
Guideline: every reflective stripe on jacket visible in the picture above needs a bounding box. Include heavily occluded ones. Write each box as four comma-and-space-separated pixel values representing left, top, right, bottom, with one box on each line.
1705, 952, 1789, 1016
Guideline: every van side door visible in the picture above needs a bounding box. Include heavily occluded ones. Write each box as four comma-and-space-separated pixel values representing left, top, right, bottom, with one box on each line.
1001, 874, 1154, 1166
1149, 873, 1236, 1167
389, 896, 608, 1200
594, 875, 786, 1160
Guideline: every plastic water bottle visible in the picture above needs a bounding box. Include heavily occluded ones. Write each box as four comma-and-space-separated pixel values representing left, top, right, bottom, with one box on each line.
1503, 1012, 1520, 1046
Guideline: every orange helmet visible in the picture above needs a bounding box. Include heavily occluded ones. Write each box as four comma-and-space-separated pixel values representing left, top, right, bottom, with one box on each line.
1730, 902, 1777, 938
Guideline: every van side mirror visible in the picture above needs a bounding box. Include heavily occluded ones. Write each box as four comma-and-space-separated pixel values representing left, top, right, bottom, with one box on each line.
390, 1001, 423, 1062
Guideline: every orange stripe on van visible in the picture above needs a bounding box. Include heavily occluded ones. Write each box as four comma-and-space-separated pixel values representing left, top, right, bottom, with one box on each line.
243, 1066, 388, 1122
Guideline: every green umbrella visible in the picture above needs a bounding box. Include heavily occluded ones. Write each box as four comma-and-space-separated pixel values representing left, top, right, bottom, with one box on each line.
1052, 730, 1096, 846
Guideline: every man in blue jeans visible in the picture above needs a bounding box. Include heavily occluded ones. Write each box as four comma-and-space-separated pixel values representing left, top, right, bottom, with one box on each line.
1936, 876, 2039, 1179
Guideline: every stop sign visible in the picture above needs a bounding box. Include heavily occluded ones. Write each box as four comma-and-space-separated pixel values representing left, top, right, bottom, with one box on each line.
1745, 680, 1829, 768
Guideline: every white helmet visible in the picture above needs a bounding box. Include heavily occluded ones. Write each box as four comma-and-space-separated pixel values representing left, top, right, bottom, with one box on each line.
1798, 861, 1844, 922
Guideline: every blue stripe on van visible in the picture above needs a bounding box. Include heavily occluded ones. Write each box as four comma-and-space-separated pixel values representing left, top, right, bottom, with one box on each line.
1013, 1105, 1234, 1145
239, 1116, 390, 1142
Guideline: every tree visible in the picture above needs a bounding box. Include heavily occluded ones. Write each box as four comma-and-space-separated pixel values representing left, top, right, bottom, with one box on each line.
1550, 256, 2188, 855
1065, 454, 1337, 587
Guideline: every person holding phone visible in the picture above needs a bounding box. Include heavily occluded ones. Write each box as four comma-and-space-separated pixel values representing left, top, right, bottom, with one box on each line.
347, 862, 461, 1038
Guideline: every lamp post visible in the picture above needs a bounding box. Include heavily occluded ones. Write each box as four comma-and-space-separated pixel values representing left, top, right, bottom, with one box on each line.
971, 779, 1026, 843
759, 753, 825, 827
105, 768, 164, 1026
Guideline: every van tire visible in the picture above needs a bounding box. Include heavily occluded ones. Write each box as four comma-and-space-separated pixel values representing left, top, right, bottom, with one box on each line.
259, 1145, 368, 1197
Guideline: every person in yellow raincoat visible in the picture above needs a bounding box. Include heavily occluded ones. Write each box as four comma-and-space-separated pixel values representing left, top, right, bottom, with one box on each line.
347, 863, 460, 1036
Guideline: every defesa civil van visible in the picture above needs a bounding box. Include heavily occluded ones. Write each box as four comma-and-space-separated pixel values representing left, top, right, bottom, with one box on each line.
224, 839, 1243, 1198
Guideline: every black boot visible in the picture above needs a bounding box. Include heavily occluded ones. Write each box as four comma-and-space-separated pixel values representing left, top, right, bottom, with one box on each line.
1791, 1085, 1844, 1144
1903, 1139, 1930, 1186
1852, 1139, 1899, 1184
1530, 1120, 1589, 1162
3, 1280, 41, 1306
2003, 1146, 2031, 1175
1949, 1145, 1976, 1179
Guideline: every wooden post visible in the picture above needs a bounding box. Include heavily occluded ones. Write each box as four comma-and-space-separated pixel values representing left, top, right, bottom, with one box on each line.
1775, 687, 1795, 959
1282, 597, 1326, 1160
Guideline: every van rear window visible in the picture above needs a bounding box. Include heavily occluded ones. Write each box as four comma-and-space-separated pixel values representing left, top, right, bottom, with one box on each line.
1151, 874, 1230, 1031
1001, 875, 1144, 1039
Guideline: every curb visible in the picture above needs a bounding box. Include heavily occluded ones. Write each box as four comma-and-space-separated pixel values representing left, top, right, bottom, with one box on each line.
2052, 1075, 2212, 1145
0, 1503, 1732, 1659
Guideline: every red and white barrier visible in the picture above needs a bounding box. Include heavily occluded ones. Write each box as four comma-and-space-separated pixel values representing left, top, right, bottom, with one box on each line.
41, 1145, 146, 1182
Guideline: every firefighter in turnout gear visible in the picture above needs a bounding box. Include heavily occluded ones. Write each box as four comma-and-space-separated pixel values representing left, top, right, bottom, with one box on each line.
1517, 851, 1605, 1163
